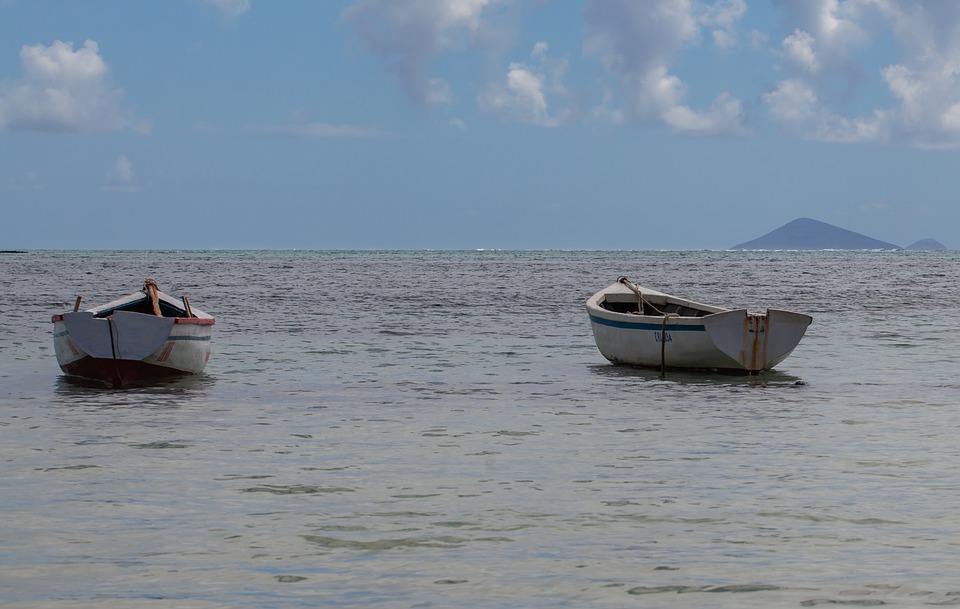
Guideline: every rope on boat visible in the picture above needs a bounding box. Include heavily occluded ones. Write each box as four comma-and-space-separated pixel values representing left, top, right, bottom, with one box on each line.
617, 278, 678, 377
660, 312, 679, 378
143, 278, 162, 317
618, 276, 665, 316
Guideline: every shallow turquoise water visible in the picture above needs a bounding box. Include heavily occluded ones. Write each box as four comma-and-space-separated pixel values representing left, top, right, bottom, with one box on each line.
2, 250, 960, 607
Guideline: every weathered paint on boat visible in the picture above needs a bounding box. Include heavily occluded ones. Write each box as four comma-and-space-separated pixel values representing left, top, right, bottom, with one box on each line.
52, 283, 214, 386
586, 279, 811, 374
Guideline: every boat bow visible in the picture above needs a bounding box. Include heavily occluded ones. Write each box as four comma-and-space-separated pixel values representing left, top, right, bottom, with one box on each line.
52, 280, 215, 385
62, 311, 175, 361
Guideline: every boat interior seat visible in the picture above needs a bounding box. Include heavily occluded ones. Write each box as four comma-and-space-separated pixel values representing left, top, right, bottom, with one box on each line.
96, 297, 186, 319
602, 296, 707, 318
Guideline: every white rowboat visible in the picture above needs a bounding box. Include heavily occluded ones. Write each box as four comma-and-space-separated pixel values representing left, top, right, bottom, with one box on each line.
52, 279, 214, 386
586, 278, 811, 375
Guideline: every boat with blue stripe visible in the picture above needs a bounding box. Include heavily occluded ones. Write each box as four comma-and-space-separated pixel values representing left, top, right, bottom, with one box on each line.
586, 277, 811, 375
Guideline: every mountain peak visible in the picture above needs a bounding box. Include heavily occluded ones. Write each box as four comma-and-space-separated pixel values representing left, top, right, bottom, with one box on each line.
905, 238, 948, 251
732, 218, 902, 250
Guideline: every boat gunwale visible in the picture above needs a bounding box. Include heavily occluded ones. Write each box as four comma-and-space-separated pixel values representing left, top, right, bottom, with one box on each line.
50, 313, 217, 326
51, 288, 214, 324
52, 313, 214, 325
585, 282, 729, 322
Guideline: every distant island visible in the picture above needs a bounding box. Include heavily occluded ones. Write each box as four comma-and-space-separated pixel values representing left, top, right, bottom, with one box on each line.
732, 218, 949, 250
903, 238, 948, 251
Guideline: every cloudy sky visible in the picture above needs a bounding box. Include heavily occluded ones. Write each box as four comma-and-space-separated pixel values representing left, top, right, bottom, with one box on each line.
2, 0, 959, 249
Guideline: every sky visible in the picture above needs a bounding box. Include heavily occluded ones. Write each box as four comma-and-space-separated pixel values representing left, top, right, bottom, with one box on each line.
1, 0, 959, 250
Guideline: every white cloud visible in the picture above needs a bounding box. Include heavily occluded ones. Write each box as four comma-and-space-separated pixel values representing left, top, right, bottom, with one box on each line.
531, 41, 548, 58
764, 77, 887, 142
101, 154, 141, 193
764, 1, 878, 141
782, 29, 820, 74
699, 0, 747, 50
478, 42, 575, 126
479, 62, 548, 123
202, 0, 251, 18
942, 103, 960, 132
3, 170, 43, 191
664, 91, 748, 135
344, 0, 506, 106
584, 0, 698, 75
0, 39, 146, 134
767, 0, 869, 97
747, 29, 769, 49
425, 78, 454, 105
766, 0, 960, 147
109, 155, 134, 183
259, 122, 384, 138
877, 2, 960, 147
712, 29, 737, 51
700, 0, 746, 28
764, 79, 820, 126
582, 0, 749, 136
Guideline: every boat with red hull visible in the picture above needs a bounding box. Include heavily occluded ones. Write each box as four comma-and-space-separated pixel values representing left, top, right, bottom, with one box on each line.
52, 279, 214, 386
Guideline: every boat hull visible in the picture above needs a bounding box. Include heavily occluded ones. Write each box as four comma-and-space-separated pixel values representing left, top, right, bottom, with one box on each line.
57, 356, 200, 387
586, 282, 811, 374
52, 312, 213, 386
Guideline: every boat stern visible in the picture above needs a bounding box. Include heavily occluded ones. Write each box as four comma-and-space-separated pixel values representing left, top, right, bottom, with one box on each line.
702, 308, 812, 373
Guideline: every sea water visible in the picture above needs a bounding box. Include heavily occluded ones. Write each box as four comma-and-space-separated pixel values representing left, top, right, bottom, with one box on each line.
2, 249, 960, 608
